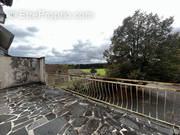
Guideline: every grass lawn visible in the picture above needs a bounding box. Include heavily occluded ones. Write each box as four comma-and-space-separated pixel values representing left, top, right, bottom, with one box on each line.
80, 68, 106, 76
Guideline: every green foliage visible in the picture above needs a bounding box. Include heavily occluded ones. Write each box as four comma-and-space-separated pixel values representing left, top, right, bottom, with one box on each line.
56, 79, 87, 92
72, 79, 86, 91
104, 10, 180, 82
90, 68, 97, 74
56, 81, 74, 89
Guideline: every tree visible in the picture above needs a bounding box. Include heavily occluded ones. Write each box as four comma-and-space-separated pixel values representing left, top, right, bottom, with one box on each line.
90, 68, 97, 74
104, 10, 180, 82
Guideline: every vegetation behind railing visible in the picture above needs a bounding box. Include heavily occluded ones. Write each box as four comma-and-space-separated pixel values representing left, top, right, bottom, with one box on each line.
47, 73, 180, 130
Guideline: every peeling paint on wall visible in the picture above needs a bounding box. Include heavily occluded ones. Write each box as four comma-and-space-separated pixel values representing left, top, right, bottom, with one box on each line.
0, 56, 46, 89
11, 57, 40, 84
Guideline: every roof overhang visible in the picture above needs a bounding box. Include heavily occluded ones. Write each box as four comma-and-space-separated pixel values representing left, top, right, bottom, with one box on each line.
0, 25, 14, 51
0, 0, 13, 6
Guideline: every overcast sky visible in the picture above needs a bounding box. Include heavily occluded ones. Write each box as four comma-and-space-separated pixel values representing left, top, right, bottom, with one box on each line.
3, 0, 180, 64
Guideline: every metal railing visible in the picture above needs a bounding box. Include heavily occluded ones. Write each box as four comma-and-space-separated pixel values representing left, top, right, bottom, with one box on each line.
48, 74, 180, 129
94, 76, 180, 86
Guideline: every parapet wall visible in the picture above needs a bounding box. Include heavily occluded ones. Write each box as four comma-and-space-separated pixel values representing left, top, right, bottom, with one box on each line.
0, 56, 46, 89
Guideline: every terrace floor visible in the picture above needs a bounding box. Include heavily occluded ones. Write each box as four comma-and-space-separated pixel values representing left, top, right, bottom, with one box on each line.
0, 84, 177, 135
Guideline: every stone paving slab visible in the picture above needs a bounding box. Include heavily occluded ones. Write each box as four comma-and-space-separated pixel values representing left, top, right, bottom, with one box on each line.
0, 84, 177, 135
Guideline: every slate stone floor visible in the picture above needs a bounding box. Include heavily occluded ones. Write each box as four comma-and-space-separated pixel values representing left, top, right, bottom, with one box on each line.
0, 84, 177, 135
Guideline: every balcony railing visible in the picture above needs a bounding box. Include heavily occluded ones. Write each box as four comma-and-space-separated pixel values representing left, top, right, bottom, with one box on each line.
47, 74, 180, 130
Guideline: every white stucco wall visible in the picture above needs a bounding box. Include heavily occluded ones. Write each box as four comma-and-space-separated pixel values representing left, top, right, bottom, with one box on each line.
0, 56, 46, 89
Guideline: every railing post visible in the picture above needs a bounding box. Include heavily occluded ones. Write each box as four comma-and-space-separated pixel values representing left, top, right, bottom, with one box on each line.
142, 88, 144, 114
120, 84, 123, 107
149, 88, 152, 117
164, 90, 167, 121
156, 88, 159, 120
116, 84, 119, 106
112, 83, 115, 105
130, 86, 133, 111
136, 86, 138, 112
125, 85, 128, 109
172, 90, 177, 126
